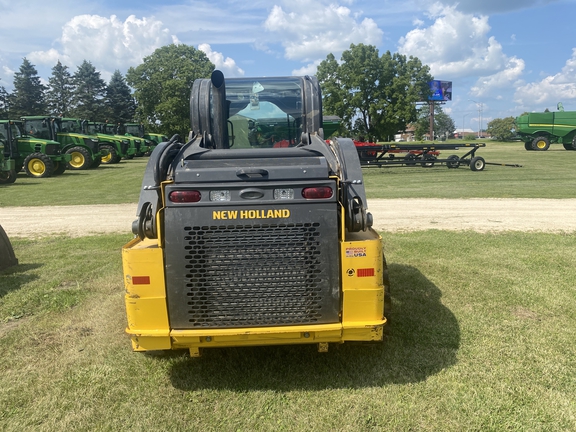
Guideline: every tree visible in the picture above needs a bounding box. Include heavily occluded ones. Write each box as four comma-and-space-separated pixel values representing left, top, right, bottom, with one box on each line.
413, 104, 456, 140
9, 58, 46, 117
435, 109, 456, 140
317, 44, 432, 141
126, 44, 214, 137
46, 61, 74, 116
487, 116, 516, 141
106, 70, 135, 124
0, 80, 9, 119
71, 60, 107, 120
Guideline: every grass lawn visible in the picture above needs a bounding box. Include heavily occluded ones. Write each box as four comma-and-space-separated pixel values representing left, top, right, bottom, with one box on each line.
0, 158, 147, 207
1, 232, 575, 430
1, 140, 576, 206
362, 140, 576, 199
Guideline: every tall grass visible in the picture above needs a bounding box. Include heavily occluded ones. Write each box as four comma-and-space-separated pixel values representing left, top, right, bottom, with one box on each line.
1, 232, 575, 430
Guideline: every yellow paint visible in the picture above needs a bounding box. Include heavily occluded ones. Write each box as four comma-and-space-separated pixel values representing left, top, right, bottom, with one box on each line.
529, 123, 574, 129
122, 238, 171, 350
341, 229, 385, 325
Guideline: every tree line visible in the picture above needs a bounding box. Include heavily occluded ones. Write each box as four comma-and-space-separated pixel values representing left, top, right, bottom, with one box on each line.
0, 43, 460, 141
0, 59, 136, 127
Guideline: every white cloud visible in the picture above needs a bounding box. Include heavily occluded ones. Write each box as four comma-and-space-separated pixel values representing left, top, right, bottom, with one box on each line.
398, 2, 528, 103
27, 14, 178, 81
470, 56, 525, 96
398, 4, 508, 78
264, 1, 383, 63
28, 48, 72, 66
198, 44, 245, 77
292, 60, 323, 77
514, 48, 576, 107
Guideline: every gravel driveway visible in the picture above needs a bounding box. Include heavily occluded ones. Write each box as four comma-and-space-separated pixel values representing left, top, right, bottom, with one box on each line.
1, 198, 576, 238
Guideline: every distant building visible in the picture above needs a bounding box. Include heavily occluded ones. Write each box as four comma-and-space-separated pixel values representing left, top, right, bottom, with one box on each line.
453, 128, 475, 139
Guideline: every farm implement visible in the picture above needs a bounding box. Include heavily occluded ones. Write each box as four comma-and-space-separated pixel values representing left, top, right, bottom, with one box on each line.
355, 142, 522, 171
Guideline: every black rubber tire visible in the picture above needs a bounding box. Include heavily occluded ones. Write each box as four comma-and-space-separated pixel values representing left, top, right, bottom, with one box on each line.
52, 161, 66, 175
446, 154, 460, 168
100, 144, 118, 164
0, 169, 17, 184
470, 156, 486, 171
421, 155, 436, 168
531, 136, 550, 151
404, 153, 417, 166
564, 136, 576, 151
0, 224, 18, 270
24, 152, 54, 178
66, 146, 93, 170
524, 142, 533, 151
90, 156, 102, 169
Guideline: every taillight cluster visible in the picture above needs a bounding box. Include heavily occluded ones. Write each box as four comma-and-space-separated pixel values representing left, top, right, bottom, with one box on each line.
168, 187, 333, 203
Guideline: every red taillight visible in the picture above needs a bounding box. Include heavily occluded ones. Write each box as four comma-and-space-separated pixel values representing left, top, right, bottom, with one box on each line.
301, 187, 333, 199
169, 190, 201, 203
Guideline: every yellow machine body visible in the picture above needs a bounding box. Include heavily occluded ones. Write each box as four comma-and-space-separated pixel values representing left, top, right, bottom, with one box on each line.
123, 208, 386, 356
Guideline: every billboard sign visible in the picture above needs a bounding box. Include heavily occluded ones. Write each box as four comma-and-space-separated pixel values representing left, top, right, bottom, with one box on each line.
428, 80, 452, 101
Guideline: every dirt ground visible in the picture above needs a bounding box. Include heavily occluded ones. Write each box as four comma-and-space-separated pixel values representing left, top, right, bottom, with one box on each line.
1, 198, 576, 238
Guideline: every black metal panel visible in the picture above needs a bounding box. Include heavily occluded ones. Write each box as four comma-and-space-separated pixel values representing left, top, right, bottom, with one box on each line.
44, 144, 59, 155
164, 203, 340, 329
83, 138, 99, 153
175, 153, 328, 184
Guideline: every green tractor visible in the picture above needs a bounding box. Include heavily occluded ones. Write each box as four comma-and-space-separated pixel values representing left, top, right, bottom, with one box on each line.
125, 122, 168, 153
0, 119, 70, 179
81, 121, 135, 163
0, 135, 17, 184
21, 116, 104, 170
102, 123, 149, 158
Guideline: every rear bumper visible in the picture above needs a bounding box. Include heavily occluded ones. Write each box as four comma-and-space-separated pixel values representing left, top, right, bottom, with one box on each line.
126, 321, 385, 356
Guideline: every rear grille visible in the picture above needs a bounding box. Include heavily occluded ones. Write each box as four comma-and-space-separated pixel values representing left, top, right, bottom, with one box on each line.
179, 222, 329, 328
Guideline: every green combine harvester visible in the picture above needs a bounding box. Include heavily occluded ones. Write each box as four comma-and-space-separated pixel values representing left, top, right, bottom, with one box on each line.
516, 103, 576, 151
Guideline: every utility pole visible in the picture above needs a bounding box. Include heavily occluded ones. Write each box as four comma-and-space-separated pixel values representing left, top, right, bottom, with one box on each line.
469, 99, 483, 138
462, 113, 468, 139
429, 101, 435, 141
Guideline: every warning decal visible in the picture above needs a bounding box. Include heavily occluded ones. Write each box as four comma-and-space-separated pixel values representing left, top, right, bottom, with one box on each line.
345, 247, 367, 258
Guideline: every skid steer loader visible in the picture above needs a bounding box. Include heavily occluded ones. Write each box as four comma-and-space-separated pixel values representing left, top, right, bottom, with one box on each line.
122, 70, 390, 356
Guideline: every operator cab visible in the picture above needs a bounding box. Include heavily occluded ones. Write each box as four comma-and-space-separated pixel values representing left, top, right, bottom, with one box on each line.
226, 78, 305, 148
190, 71, 322, 150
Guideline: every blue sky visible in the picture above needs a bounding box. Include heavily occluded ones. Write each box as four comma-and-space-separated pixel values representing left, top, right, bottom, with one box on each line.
1, 0, 575, 131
